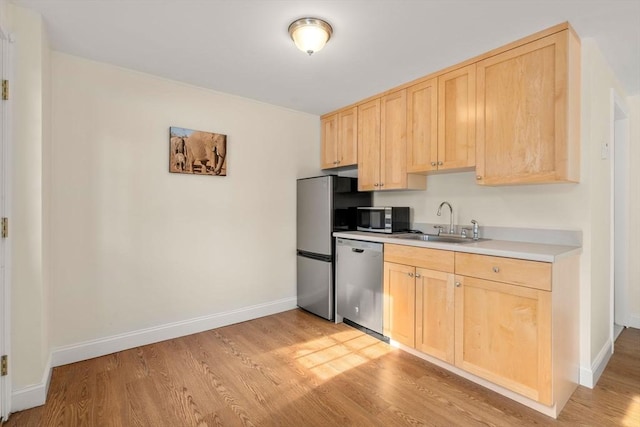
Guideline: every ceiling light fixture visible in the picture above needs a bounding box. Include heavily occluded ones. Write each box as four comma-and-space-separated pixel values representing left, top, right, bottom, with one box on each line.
288, 17, 333, 56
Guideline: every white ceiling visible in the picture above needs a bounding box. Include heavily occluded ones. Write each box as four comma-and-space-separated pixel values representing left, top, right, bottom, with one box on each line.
14, 0, 640, 115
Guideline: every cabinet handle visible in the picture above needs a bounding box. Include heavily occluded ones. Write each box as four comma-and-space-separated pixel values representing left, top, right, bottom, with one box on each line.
492, 266, 500, 273
431, 162, 436, 167
408, 272, 414, 278
455, 281, 461, 287
438, 161, 443, 166
476, 175, 483, 180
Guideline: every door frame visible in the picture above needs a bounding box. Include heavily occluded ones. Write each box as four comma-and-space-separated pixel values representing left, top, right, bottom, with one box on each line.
609, 88, 630, 349
0, 19, 11, 420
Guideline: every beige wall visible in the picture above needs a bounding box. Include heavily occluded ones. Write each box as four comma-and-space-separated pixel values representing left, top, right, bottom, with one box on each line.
49, 53, 320, 348
582, 39, 629, 362
376, 38, 635, 376
627, 94, 640, 325
9, 4, 48, 389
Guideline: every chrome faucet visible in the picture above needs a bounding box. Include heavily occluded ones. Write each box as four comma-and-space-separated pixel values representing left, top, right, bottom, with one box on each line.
471, 219, 479, 240
437, 201, 455, 234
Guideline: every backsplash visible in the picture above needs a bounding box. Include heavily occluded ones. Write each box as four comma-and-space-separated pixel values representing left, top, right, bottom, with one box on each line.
373, 171, 587, 240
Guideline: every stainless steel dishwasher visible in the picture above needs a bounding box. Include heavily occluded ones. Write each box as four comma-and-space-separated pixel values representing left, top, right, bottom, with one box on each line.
336, 238, 384, 335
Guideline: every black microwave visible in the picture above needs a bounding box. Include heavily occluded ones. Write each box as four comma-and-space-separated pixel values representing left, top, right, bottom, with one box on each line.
356, 207, 410, 233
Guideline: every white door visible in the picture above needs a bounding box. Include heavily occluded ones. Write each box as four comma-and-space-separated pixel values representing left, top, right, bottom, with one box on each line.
612, 90, 630, 341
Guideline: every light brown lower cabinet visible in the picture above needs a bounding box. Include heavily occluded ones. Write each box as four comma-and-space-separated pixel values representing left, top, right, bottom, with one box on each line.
383, 261, 415, 347
383, 244, 579, 416
384, 244, 455, 362
453, 274, 552, 404
416, 268, 455, 364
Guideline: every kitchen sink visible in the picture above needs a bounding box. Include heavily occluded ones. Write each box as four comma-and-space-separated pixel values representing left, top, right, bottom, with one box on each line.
396, 234, 489, 244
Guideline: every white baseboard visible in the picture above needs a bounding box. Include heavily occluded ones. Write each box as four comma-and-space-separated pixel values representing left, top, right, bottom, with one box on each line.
10, 297, 296, 413
579, 340, 612, 388
11, 355, 52, 413
52, 297, 297, 367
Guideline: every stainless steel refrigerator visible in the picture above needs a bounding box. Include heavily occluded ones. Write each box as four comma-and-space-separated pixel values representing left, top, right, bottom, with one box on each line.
296, 175, 371, 320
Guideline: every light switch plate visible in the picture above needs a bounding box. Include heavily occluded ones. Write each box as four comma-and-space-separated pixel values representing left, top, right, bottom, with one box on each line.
601, 141, 609, 159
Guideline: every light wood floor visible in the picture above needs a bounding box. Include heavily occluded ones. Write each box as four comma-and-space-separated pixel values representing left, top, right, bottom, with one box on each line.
5, 309, 640, 426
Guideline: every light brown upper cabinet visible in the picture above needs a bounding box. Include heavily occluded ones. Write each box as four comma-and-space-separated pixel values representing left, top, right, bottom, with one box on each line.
475, 29, 580, 185
358, 91, 426, 191
357, 98, 381, 190
320, 113, 338, 169
437, 65, 476, 170
323, 23, 580, 187
320, 106, 358, 169
407, 65, 476, 174
406, 79, 438, 173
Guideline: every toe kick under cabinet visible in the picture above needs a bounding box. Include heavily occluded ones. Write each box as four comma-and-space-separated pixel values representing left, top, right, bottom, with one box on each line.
383, 244, 579, 418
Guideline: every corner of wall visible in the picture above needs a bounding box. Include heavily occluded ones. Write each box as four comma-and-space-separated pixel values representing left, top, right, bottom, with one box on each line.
579, 339, 612, 388
10, 354, 51, 413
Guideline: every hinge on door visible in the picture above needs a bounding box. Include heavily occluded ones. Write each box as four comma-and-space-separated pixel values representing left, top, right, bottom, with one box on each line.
1, 80, 7, 101
1, 218, 6, 238
1, 355, 7, 376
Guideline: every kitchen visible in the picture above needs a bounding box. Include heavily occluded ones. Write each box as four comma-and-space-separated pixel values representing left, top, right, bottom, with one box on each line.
296, 21, 585, 417
4, 0, 640, 425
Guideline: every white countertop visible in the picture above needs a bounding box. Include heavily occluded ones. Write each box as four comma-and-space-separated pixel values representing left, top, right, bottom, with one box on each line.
333, 231, 582, 263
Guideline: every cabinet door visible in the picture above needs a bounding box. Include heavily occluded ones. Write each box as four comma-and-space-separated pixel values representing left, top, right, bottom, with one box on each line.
338, 107, 358, 167
320, 113, 338, 169
415, 268, 454, 363
437, 64, 476, 170
380, 89, 407, 190
357, 98, 381, 191
454, 275, 552, 404
383, 262, 415, 347
476, 30, 579, 185
407, 79, 438, 173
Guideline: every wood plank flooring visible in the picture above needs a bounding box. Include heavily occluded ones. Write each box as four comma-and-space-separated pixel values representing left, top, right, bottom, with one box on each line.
5, 309, 640, 426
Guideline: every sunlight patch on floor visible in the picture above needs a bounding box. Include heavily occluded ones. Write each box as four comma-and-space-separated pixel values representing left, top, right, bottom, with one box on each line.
622, 394, 640, 427
293, 329, 392, 381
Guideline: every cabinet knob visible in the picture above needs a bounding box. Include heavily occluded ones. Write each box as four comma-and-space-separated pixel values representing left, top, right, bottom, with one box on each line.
438, 161, 443, 166
476, 175, 483, 180
493, 266, 500, 273
374, 183, 379, 187
408, 272, 414, 278
380, 183, 384, 187
431, 162, 437, 167
415, 273, 421, 278
336, 160, 341, 164
455, 281, 461, 287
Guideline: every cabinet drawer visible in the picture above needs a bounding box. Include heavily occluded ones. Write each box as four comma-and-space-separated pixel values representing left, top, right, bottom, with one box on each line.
384, 244, 454, 273
455, 252, 551, 291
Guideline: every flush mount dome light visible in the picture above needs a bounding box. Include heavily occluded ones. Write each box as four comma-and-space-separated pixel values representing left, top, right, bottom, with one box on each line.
288, 17, 333, 56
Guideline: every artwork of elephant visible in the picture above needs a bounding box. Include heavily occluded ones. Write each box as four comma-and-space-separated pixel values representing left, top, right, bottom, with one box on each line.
183, 130, 227, 176
170, 127, 227, 176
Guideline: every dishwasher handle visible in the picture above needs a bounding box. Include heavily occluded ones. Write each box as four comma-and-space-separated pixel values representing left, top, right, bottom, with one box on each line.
352, 248, 365, 253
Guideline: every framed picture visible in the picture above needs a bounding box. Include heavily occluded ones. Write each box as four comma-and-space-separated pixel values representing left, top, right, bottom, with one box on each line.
170, 126, 227, 176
